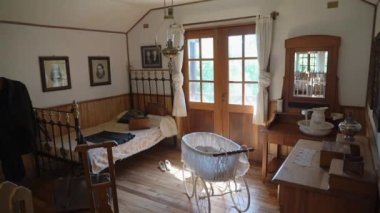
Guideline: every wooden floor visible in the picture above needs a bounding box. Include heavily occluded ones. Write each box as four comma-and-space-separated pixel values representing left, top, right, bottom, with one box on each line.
26, 142, 280, 212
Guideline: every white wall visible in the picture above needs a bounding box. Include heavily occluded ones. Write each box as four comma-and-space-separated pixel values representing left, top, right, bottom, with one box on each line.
128, 0, 373, 107
0, 23, 128, 107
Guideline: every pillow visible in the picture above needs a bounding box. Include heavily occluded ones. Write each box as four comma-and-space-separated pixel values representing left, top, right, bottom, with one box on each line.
117, 109, 144, 124
129, 117, 150, 130
146, 102, 167, 116
147, 114, 163, 127
115, 110, 128, 120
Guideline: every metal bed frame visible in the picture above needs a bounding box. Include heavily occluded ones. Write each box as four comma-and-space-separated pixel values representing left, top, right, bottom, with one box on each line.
34, 102, 83, 175
129, 69, 173, 113
33, 69, 174, 175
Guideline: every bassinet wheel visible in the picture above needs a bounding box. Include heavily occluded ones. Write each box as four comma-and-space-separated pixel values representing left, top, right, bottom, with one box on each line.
229, 176, 250, 212
195, 177, 210, 213
182, 163, 195, 198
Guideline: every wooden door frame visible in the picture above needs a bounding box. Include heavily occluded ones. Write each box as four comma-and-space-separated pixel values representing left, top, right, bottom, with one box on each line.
183, 29, 222, 134
219, 25, 256, 137
183, 24, 256, 137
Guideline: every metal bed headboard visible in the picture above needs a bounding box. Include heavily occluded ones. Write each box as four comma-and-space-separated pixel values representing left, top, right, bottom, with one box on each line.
33, 102, 83, 175
129, 69, 173, 113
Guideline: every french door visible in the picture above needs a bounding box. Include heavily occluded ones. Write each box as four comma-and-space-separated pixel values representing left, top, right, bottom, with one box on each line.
183, 25, 259, 153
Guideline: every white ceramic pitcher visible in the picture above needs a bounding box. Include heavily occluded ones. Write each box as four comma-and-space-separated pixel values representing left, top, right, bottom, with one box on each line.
310, 107, 328, 128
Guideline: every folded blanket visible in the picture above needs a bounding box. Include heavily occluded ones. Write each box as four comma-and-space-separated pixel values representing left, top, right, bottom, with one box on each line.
84, 131, 135, 145
159, 116, 177, 137
147, 115, 178, 137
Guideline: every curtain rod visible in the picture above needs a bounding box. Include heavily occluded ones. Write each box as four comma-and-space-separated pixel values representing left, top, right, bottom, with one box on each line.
183, 11, 279, 27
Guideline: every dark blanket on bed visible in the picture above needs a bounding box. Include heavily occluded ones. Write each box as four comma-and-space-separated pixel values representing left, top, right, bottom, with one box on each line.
84, 131, 135, 145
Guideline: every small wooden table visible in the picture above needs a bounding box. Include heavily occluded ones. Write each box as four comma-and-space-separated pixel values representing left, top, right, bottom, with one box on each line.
272, 136, 377, 213
260, 121, 336, 181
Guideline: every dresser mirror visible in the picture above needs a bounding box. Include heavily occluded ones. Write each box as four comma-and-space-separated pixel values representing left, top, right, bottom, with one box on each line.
293, 51, 328, 98
282, 35, 341, 113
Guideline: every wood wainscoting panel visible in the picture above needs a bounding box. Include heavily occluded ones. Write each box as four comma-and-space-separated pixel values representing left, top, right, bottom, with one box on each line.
229, 112, 252, 145
189, 109, 214, 133
49, 94, 130, 129
228, 112, 260, 161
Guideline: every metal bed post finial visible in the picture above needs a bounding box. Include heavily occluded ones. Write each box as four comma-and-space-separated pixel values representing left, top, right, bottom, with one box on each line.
71, 100, 84, 145
66, 113, 70, 123
72, 100, 80, 119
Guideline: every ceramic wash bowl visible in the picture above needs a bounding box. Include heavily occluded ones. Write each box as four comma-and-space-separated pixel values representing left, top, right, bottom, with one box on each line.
297, 120, 334, 136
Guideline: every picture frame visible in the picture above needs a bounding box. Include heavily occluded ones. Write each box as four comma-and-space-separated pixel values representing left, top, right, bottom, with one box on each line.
141, 45, 162, 68
88, 56, 111, 86
39, 56, 71, 92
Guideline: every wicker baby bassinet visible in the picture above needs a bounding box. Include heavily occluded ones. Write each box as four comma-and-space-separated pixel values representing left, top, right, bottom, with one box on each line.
181, 132, 249, 182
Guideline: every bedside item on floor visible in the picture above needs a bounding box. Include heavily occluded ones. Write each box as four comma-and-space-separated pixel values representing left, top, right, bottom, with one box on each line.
298, 107, 334, 136
164, 160, 172, 171
158, 161, 166, 172
158, 160, 172, 172
0, 181, 33, 213
338, 115, 362, 141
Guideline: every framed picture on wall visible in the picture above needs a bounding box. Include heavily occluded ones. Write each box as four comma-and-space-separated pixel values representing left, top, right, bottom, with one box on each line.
39, 56, 71, 92
88, 56, 111, 86
141, 45, 162, 68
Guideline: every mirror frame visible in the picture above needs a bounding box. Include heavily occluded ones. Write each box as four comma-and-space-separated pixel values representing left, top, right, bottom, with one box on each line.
282, 35, 341, 114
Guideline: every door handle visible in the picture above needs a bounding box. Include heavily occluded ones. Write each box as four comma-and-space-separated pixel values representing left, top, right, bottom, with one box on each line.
221, 93, 227, 102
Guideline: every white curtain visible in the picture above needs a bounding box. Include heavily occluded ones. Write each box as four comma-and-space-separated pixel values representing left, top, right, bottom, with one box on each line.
172, 25, 187, 117
253, 16, 273, 125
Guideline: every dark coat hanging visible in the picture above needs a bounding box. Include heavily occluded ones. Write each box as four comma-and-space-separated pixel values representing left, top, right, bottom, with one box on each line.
0, 77, 36, 182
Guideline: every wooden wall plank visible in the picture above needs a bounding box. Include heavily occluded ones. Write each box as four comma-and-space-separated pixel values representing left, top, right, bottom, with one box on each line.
48, 94, 130, 129
189, 109, 214, 133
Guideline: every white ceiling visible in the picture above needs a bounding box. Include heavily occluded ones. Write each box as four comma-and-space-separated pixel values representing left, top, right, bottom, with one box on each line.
0, 0, 204, 32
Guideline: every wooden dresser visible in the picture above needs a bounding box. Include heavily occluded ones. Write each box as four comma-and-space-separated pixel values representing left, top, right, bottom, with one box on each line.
272, 135, 377, 213
260, 112, 337, 181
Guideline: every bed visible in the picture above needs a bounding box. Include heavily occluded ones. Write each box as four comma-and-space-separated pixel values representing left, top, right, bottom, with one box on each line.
33, 69, 176, 174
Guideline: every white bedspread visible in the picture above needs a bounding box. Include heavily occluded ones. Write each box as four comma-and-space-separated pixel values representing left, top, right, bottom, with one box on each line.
147, 114, 178, 137
88, 115, 177, 173
39, 115, 177, 173
87, 123, 164, 173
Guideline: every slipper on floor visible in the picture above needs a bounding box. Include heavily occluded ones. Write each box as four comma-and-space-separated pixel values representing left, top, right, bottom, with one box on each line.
164, 160, 171, 171
158, 161, 166, 172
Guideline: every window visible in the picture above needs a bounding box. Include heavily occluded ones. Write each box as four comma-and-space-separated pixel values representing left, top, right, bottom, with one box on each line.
188, 37, 215, 103
228, 34, 259, 105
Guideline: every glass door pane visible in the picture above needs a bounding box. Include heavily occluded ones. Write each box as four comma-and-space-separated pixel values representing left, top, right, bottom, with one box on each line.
188, 37, 214, 103
228, 34, 258, 106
